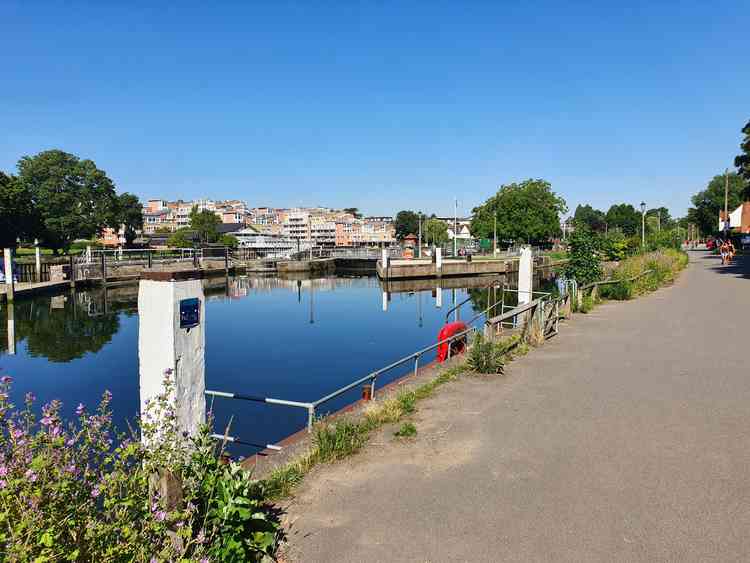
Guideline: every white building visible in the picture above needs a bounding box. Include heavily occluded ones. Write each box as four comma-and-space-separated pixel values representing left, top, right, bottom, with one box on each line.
234, 226, 311, 258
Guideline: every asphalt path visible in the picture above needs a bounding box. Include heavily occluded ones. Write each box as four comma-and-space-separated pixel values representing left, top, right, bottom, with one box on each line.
284, 251, 750, 562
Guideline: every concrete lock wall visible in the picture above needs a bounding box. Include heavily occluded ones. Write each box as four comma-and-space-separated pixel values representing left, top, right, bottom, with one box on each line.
138, 278, 206, 438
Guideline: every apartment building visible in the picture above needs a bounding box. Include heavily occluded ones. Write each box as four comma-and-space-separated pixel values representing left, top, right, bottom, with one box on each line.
334, 216, 396, 247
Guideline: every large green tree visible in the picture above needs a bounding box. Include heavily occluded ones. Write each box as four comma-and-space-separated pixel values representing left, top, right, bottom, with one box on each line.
471, 179, 567, 243
734, 119, 750, 182
423, 218, 449, 245
687, 172, 746, 235
189, 206, 221, 244
0, 171, 38, 248
113, 193, 144, 247
17, 150, 117, 253
394, 210, 420, 240
573, 204, 606, 232
605, 204, 640, 236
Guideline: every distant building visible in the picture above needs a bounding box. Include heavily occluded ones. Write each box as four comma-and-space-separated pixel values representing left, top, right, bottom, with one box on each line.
719, 203, 750, 234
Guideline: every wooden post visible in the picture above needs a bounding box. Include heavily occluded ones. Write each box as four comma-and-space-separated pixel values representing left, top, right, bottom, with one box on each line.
148, 250, 152, 269
3, 249, 14, 302
224, 247, 229, 274
100, 252, 106, 284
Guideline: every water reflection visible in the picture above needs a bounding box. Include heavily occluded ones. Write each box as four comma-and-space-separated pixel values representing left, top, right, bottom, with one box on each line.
0, 289, 129, 362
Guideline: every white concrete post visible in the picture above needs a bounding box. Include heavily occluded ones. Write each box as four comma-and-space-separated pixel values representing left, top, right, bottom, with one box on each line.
436, 247, 442, 271
6, 301, 15, 355
138, 276, 206, 439
34, 240, 41, 282
3, 249, 14, 301
381, 248, 389, 269
518, 246, 533, 305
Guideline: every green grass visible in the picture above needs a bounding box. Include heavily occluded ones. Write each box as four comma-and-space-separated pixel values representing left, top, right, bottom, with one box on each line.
394, 422, 417, 438
261, 333, 539, 500
262, 363, 466, 500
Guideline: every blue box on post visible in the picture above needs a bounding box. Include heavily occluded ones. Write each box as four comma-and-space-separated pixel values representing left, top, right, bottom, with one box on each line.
179, 298, 200, 329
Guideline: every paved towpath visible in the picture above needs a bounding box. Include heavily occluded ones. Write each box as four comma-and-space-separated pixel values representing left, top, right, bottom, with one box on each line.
283, 252, 750, 562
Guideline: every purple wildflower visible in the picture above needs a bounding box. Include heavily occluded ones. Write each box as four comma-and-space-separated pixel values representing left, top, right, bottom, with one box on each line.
155, 510, 167, 522
0, 465, 7, 477
91, 487, 100, 498
25, 392, 35, 403
0, 375, 12, 384
40, 416, 53, 426
25, 469, 37, 483
0, 480, 5, 489
196, 529, 206, 544
75, 403, 85, 415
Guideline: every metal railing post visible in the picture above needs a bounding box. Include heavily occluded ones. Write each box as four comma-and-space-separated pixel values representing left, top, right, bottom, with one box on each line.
307, 405, 316, 432
370, 376, 376, 400
414, 353, 419, 377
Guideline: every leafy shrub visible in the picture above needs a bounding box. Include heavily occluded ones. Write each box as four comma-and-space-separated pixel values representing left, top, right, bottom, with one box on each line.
0, 372, 281, 562
564, 227, 603, 284
466, 333, 506, 375
599, 248, 687, 300
599, 231, 628, 261
394, 422, 417, 438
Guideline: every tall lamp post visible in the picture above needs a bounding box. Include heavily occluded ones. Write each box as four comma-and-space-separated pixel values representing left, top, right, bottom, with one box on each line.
418, 212, 422, 259
640, 201, 646, 247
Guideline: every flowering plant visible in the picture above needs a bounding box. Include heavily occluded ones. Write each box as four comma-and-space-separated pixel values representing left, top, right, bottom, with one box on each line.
0, 371, 281, 562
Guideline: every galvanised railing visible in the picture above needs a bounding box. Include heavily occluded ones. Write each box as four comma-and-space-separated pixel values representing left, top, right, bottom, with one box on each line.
206, 286, 564, 451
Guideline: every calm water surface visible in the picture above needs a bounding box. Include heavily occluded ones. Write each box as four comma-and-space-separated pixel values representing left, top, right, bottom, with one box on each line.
1, 274, 514, 454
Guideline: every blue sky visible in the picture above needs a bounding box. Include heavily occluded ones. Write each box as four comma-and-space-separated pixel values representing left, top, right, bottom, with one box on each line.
1, 1, 747, 218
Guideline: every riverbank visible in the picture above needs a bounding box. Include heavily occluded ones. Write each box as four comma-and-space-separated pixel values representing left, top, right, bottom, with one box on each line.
277, 252, 703, 562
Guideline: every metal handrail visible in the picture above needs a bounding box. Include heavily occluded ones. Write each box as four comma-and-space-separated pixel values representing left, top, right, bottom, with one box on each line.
444, 276, 504, 321
205, 324, 476, 434
485, 296, 546, 327
579, 269, 654, 291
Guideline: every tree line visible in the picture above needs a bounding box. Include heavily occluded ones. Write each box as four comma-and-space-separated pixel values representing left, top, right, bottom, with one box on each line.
686, 119, 750, 236
0, 150, 143, 253
393, 179, 568, 247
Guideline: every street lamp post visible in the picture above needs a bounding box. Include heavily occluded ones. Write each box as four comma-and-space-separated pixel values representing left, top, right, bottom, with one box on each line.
453, 198, 458, 257
640, 201, 646, 247
418, 212, 422, 259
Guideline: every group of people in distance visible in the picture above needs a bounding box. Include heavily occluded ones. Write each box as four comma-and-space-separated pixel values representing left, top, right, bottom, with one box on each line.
719, 238, 736, 265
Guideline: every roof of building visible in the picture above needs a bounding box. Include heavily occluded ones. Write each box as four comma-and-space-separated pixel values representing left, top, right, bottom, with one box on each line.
216, 223, 244, 235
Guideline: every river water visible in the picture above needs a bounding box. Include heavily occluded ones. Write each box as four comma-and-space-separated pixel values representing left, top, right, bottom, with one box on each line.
0, 273, 545, 455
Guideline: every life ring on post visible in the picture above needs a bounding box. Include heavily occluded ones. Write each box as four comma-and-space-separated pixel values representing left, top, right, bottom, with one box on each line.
437, 321, 468, 362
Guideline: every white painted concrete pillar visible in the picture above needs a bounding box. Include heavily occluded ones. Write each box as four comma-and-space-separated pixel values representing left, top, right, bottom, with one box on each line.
6, 301, 15, 355
518, 246, 533, 305
436, 247, 442, 271
34, 240, 41, 282
3, 249, 13, 302
138, 274, 206, 438
381, 248, 389, 269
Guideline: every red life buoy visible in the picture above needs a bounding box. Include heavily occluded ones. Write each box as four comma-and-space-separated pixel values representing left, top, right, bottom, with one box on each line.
437, 321, 468, 362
